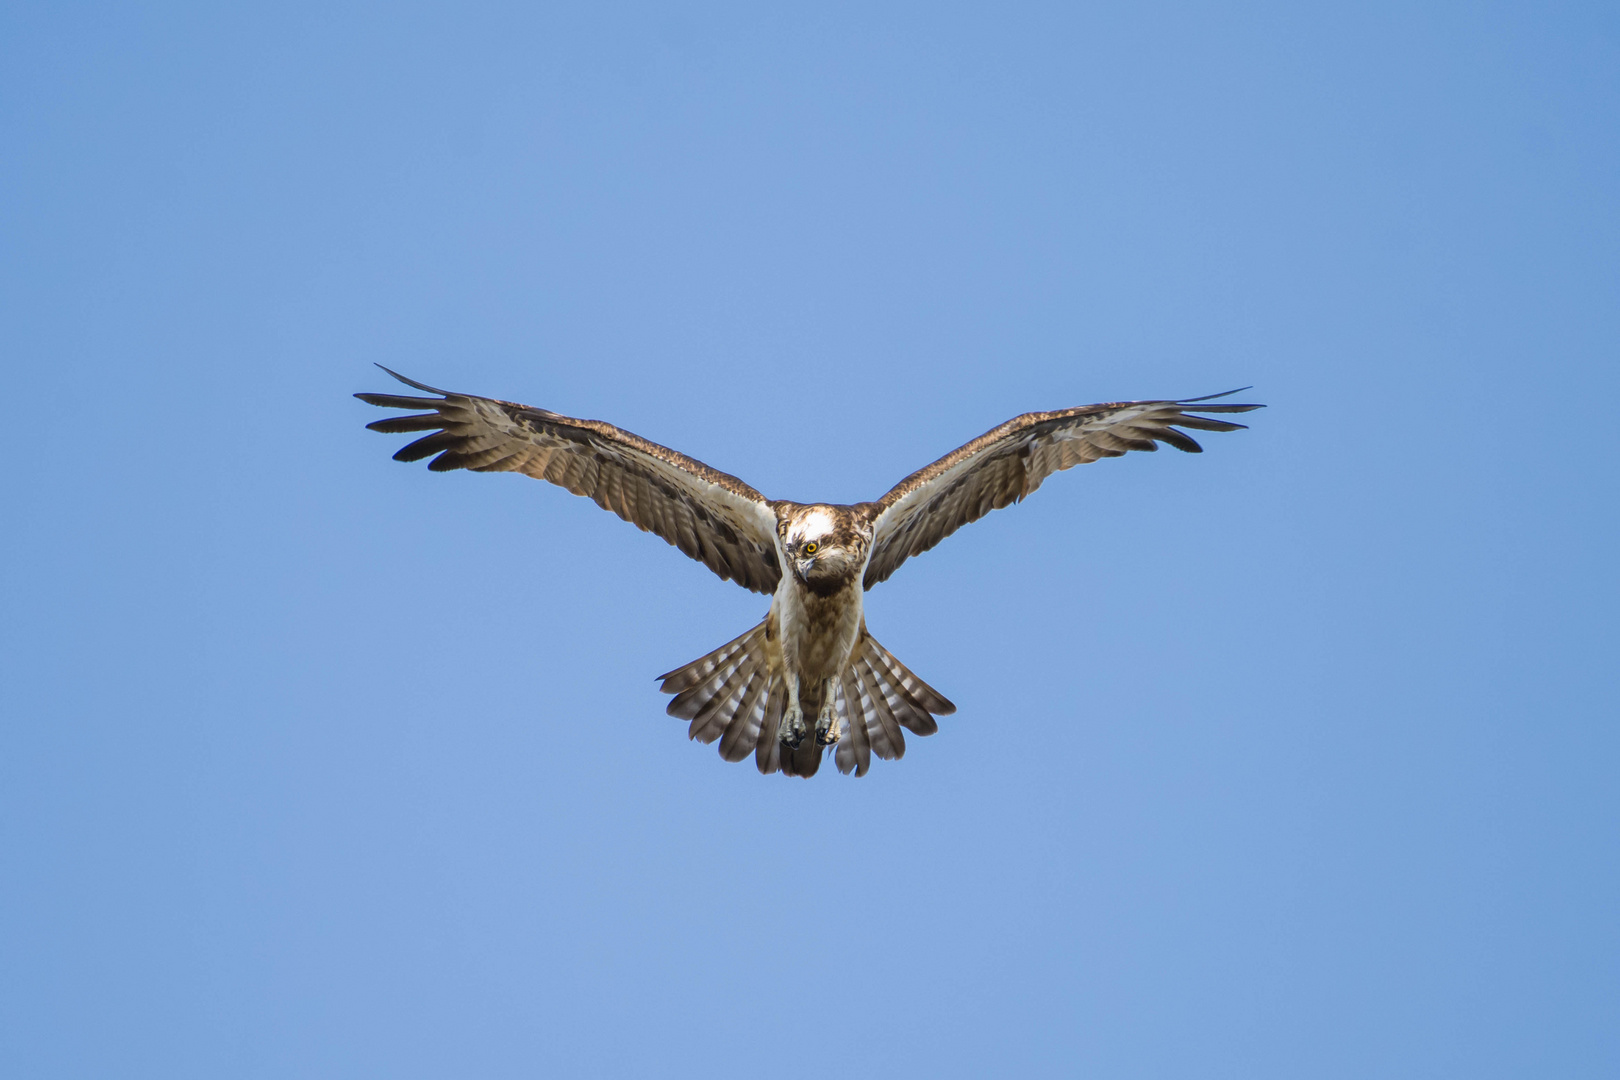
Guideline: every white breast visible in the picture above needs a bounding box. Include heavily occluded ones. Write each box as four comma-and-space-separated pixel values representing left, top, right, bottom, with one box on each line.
773, 576, 864, 681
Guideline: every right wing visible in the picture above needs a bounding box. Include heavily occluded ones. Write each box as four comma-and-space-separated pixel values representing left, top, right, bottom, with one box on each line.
356, 367, 783, 594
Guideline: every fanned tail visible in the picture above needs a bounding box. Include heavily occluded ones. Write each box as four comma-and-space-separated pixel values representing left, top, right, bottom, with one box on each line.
833, 630, 956, 777
659, 623, 954, 778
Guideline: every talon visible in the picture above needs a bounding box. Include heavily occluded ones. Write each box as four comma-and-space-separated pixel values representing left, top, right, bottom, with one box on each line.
814, 702, 841, 747
779, 704, 807, 748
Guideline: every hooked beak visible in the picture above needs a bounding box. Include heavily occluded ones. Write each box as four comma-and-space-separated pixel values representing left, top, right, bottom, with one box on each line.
793, 557, 814, 584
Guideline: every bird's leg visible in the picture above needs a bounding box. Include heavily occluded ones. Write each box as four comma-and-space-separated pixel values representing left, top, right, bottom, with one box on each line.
814, 678, 841, 747
779, 675, 808, 748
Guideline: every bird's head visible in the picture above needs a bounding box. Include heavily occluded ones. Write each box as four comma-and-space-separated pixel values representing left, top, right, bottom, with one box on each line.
783, 505, 869, 596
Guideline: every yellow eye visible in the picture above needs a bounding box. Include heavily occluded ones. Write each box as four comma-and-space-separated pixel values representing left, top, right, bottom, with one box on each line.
804, 541, 819, 555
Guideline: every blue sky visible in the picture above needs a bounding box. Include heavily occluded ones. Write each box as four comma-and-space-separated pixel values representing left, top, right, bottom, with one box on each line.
3, 2, 1617, 1076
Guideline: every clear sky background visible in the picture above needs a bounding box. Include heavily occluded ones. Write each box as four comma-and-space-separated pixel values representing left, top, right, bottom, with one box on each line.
3, 2, 1617, 1077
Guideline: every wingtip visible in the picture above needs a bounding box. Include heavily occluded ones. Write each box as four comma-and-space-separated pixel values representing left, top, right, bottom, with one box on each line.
1177, 386, 1262, 406
372, 364, 453, 396
1183, 386, 1248, 401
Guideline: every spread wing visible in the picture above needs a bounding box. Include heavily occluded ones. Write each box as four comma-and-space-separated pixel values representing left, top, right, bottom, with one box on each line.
356, 367, 782, 594
860, 391, 1262, 589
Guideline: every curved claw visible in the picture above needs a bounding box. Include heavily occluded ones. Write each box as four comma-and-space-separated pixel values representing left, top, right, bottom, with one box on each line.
814, 700, 842, 747
779, 704, 808, 749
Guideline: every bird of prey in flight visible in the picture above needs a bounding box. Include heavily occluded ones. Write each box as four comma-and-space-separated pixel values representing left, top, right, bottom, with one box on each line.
358, 368, 1260, 778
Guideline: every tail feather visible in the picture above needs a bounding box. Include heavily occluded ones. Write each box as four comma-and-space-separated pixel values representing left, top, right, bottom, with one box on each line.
658, 623, 760, 694
663, 623, 762, 725
864, 636, 955, 720
781, 730, 824, 778
866, 649, 937, 736
753, 683, 786, 775
659, 622, 954, 778
688, 658, 760, 744
835, 672, 873, 777
717, 669, 771, 762
665, 652, 745, 722
660, 620, 786, 769
854, 653, 907, 758
832, 633, 955, 776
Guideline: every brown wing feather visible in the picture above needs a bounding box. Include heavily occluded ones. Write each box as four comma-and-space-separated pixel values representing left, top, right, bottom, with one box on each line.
357, 367, 782, 594
860, 391, 1262, 588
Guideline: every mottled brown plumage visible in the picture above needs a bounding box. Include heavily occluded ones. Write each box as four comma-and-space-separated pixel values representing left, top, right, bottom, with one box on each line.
856, 393, 1259, 588
358, 368, 1260, 777
356, 368, 780, 593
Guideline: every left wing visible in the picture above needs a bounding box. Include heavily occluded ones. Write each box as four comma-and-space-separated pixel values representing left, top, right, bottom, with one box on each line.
357, 368, 783, 594
859, 391, 1262, 589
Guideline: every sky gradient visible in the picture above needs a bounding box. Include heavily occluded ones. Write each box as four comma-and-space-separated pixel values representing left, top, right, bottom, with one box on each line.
3, 2, 1617, 1077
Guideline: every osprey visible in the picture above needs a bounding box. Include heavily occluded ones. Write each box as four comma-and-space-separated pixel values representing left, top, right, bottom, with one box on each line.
358, 368, 1260, 778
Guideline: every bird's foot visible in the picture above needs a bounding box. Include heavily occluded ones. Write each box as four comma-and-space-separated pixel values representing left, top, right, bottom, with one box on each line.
779, 703, 808, 749
814, 700, 841, 747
